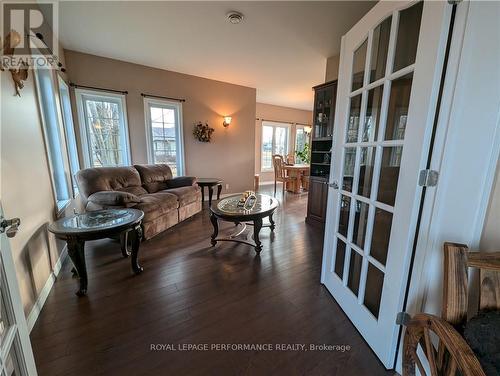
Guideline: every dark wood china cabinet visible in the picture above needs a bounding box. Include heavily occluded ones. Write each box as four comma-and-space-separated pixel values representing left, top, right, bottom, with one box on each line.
306, 80, 337, 228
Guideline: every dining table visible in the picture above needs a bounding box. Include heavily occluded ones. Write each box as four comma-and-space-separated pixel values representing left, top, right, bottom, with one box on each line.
282, 164, 310, 193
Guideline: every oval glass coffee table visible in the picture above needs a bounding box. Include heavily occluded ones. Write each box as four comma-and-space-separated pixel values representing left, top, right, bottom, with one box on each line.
48, 209, 144, 296
209, 193, 278, 254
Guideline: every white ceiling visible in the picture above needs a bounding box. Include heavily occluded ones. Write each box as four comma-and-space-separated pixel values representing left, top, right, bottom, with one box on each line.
58, 1, 375, 110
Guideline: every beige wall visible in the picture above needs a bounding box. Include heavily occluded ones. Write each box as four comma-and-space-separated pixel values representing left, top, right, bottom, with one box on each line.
64, 51, 256, 194
1, 62, 73, 316
325, 54, 340, 82
255, 103, 312, 183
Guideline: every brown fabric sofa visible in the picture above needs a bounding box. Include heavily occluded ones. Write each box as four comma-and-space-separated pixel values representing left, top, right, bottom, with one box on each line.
76, 164, 201, 240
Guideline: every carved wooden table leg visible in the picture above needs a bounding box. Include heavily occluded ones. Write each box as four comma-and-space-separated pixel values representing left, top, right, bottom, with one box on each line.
208, 186, 214, 207
210, 212, 219, 246
67, 237, 87, 297
269, 213, 275, 231
253, 218, 263, 254
217, 184, 222, 200
129, 224, 143, 274
120, 230, 131, 257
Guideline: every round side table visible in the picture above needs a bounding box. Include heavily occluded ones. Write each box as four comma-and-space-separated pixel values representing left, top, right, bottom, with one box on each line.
196, 178, 223, 207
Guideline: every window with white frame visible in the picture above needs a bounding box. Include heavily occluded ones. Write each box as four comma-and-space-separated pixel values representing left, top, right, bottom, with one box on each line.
261, 121, 290, 171
294, 125, 311, 164
34, 67, 72, 211
57, 77, 80, 194
144, 98, 184, 176
76, 90, 130, 167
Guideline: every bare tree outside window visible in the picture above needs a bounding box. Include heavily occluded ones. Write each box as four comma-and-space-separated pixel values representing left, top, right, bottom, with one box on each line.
77, 91, 130, 168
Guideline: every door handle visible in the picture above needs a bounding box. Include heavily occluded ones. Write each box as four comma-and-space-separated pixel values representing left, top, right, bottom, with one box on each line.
328, 181, 339, 189
0, 217, 21, 238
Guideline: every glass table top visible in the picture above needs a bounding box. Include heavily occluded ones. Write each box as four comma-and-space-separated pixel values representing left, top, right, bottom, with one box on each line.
214, 194, 278, 216
48, 209, 144, 235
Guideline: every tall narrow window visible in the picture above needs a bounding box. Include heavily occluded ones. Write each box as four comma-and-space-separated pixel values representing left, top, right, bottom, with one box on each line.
34, 67, 72, 211
294, 126, 311, 164
144, 98, 184, 176
76, 89, 130, 167
57, 77, 80, 194
261, 121, 290, 171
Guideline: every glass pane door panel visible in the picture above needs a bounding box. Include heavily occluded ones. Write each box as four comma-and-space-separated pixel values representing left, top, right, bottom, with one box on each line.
370, 209, 393, 266
377, 147, 403, 206
363, 86, 384, 142
338, 195, 351, 238
364, 264, 384, 318
358, 147, 376, 198
352, 201, 370, 249
334, 240, 347, 279
384, 73, 413, 140
347, 95, 362, 143
342, 147, 356, 192
0, 290, 6, 343
4, 341, 22, 376
370, 16, 392, 83
352, 39, 367, 91
347, 250, 363, 296
393, 2, 424, 72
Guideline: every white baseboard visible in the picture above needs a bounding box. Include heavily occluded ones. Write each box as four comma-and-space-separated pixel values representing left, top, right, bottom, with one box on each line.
27, 245, 68, 332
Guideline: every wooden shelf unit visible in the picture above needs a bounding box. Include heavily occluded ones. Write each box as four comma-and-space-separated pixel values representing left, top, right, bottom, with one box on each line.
306, 80, 337, 228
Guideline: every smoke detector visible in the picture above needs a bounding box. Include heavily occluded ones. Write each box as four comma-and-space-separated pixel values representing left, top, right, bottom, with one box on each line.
227, 11, 244, 24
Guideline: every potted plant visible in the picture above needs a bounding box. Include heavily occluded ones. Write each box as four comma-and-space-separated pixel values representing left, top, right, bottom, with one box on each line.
295, 143, 310, 164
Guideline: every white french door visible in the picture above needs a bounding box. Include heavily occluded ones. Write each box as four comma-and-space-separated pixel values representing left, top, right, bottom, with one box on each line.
321, 0, 453, 368
0, 204, 38, 375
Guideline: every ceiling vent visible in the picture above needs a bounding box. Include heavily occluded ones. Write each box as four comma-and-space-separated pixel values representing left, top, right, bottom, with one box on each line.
227, 11, 244, 24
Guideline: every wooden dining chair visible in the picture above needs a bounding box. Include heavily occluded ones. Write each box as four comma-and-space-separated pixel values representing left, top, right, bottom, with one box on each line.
272, 154, 293, 196
286, 153, 295, 165
403, 242, 500, 376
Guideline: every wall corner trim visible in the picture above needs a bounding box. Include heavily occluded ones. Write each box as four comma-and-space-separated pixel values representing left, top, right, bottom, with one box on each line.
27, 245, 68, 332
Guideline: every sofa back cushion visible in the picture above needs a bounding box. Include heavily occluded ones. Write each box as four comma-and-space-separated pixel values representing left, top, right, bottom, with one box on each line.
134, 164, 173, 193
76, 166, 147, 201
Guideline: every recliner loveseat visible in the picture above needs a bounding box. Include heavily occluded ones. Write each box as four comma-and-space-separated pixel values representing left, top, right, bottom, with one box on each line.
76, 164, 201, 240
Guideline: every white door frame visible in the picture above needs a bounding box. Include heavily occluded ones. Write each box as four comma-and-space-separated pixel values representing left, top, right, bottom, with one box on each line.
398, 0, 500, 371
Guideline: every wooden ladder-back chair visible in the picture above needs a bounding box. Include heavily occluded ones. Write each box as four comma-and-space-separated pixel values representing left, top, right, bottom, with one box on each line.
272, 155, 292, 196
403, 242, 500, 376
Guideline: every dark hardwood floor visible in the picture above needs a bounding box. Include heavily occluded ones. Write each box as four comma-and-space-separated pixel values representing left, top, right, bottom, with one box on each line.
31, 186, 394, 376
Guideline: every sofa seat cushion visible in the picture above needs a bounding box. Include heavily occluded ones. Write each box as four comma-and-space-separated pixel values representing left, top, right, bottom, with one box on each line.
163, 186, 201, 206
134, 192, 178, 222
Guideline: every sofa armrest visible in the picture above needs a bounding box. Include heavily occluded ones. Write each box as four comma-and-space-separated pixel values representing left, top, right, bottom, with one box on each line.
166, 176, 197, 189
87, 191, 141, 207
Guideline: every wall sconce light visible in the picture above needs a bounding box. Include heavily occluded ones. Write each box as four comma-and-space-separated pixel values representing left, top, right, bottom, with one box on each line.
223, 116, 232, 128
304, 125, 312, 134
